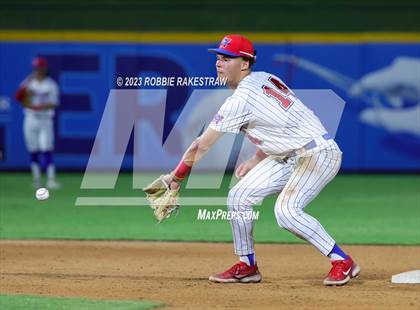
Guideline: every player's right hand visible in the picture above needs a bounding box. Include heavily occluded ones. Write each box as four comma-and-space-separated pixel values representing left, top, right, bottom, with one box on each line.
143, 174, 180, 199
142, 174, 181, 223
143, 175, 170, 198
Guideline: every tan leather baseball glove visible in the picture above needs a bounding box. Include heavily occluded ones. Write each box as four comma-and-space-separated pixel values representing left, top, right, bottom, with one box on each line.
142, 175, 180, 223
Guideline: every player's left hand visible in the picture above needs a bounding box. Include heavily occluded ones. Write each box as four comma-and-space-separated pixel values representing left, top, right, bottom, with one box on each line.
142, 175, 180, 223
235, 157, 261, 179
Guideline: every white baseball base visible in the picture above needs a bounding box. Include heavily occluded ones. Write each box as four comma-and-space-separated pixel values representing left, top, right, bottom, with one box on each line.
391, 270, 420, 284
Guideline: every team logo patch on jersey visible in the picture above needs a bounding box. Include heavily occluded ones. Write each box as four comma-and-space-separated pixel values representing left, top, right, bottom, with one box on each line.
219, 37, 232, 48
213, 113, 224, 124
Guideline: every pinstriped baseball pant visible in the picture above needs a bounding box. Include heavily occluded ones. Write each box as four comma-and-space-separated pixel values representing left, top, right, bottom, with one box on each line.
227, 140, 342, 256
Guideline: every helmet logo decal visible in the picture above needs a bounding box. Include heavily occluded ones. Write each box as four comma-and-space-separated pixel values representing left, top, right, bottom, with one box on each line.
219, 37, 232, 48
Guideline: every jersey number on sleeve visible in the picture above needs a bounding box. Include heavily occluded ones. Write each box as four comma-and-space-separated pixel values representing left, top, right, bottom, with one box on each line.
262, 77, 293, 110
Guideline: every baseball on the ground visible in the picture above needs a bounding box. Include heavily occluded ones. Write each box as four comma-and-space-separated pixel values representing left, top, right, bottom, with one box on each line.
35, 187, 49, 201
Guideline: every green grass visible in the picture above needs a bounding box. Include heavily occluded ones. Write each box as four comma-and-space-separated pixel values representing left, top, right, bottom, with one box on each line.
0, 294, 161, 310
0, 172, 419, 244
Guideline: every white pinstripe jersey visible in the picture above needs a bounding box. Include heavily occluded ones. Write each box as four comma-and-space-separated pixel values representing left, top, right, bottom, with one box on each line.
210, 71, 327, 156
24, 77, 59, 119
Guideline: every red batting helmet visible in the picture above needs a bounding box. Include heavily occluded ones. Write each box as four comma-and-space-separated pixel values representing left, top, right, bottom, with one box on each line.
208, 34, 256, 60
32, 57, 48, 68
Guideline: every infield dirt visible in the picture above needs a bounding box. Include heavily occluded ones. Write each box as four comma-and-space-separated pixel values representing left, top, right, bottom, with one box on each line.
0, 241, 419, 309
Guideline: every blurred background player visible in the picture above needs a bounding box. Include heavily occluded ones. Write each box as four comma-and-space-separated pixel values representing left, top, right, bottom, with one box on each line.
15, 57, 61, 189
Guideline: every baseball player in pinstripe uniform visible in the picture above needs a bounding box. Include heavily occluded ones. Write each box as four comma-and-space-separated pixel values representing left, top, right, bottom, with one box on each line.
162, 34, 360, 286
15, 57, 61, 189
